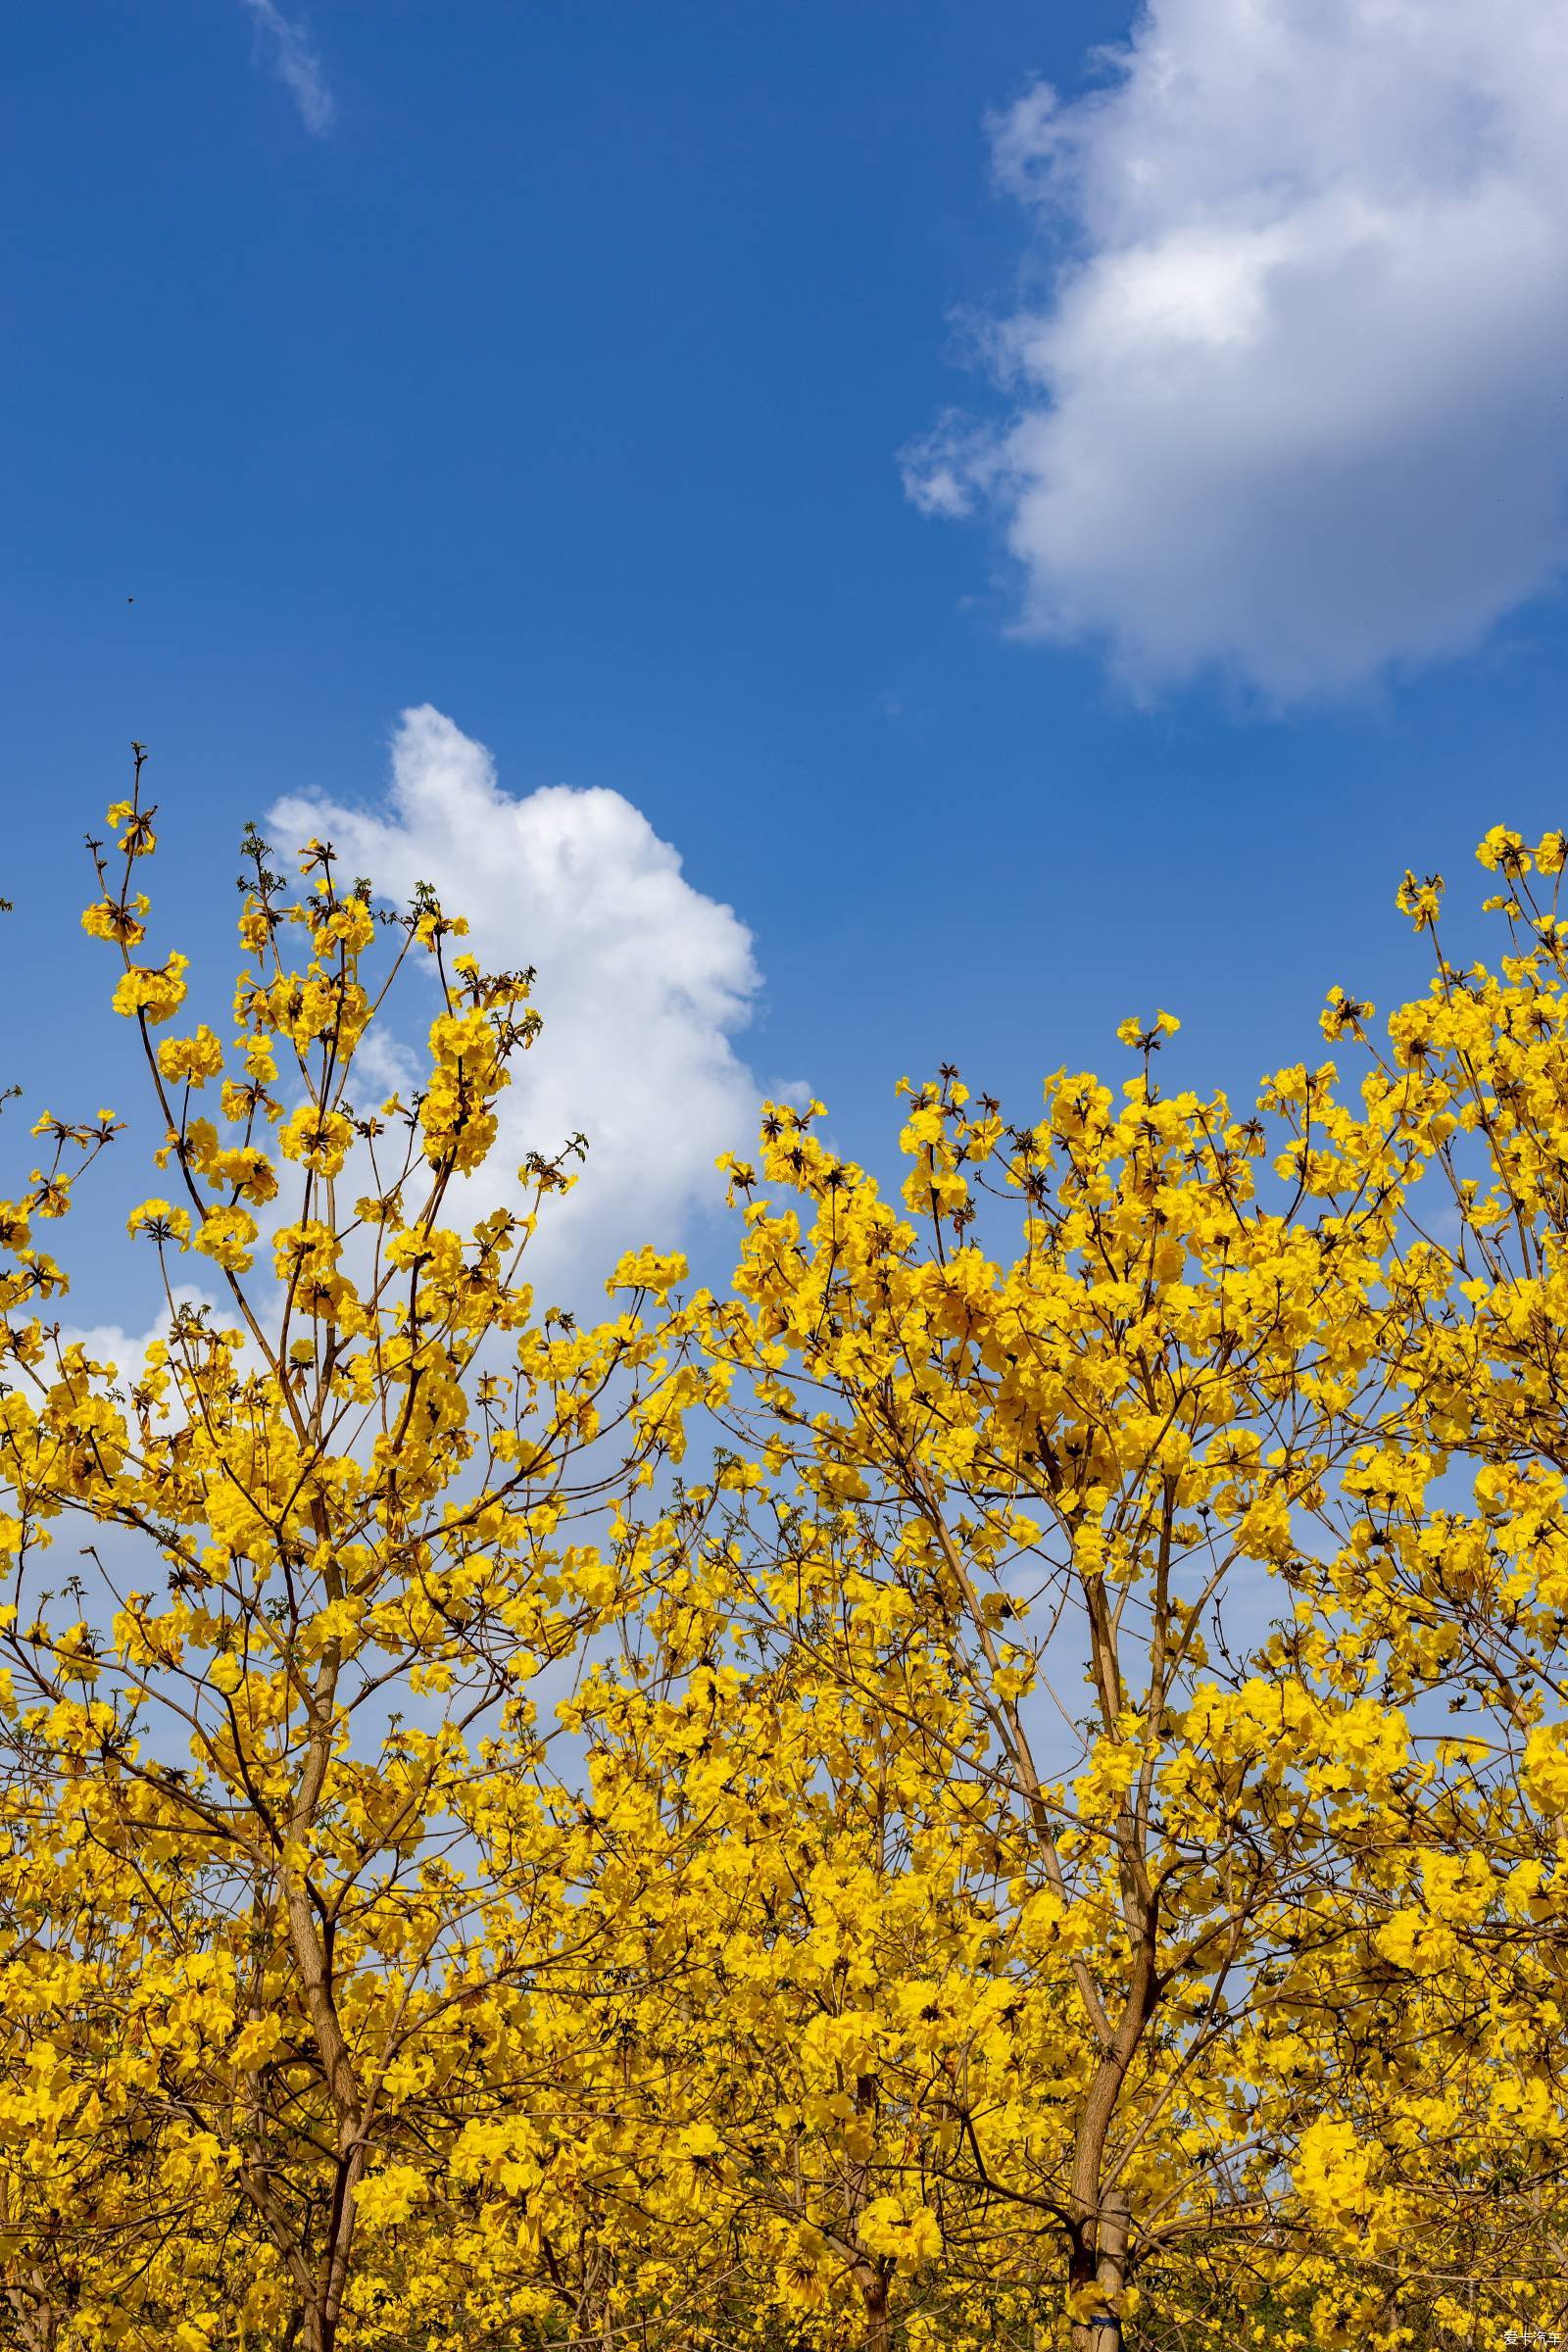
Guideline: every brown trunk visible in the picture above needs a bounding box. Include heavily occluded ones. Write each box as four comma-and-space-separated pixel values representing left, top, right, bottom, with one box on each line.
280, 1749, 367, 2352
300, 2285, 331, 2352
294, 2132, 370, 2352
1068, 2186, 1131, 2352
855, 2259, 892, 2352
1064, 1922, 1153, 2352
11, 2277, 59, 2352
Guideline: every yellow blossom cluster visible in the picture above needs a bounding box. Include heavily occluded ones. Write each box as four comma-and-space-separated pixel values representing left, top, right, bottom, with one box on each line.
1, 773, 1567, 2352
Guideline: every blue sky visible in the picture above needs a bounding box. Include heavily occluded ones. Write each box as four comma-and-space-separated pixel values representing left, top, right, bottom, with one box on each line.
9, 0, 1568, 1314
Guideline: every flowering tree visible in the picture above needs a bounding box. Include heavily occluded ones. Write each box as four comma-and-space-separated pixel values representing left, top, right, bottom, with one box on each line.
3, 766, 1567, 2352
0, 758, 698, 2352
646, 833, 1568, 2348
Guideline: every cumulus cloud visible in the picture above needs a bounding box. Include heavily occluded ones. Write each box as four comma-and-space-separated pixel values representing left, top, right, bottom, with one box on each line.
271, 707, 761, 1286
237, 0, 336, 136
61, 1287, 222, 1393
905, 0, 1568, 699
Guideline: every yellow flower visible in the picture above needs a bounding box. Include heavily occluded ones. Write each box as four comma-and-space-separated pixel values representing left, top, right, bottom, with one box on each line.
107, 799, 158, 856
194, 1206, 259, 1273
353, 2162, 426, 2228
80, 893, 149, 945
157, 1026, 224, 1087
312, 897, 376, 956
1476, 824, 1527, 871
112, 952, 189, 1026
126, 1198, 191, 1247
277, 1102, 354, 1177
608, 1246, 689, 1300
858, 2197, 942, 2269
1522, 1723, 1568, 1815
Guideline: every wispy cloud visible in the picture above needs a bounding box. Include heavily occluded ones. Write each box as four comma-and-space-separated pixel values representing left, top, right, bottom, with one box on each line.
238, 0, 337, 136
906, 0, 1568, 703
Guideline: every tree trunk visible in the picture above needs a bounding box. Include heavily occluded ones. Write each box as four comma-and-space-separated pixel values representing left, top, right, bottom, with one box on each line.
1069, 2186, 1131, 2352
10, 2276, 59, 2352
855, 2259, 892, 2352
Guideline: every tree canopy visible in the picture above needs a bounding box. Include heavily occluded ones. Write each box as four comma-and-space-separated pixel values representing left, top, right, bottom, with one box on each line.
3, 773, 1567, 2352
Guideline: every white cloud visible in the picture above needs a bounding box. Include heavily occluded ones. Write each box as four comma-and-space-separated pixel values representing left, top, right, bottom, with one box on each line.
271, 707, 761, 1287
906, 0, 1568, 699
238, 0, 336, 137
60, 1287, 222, 1395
